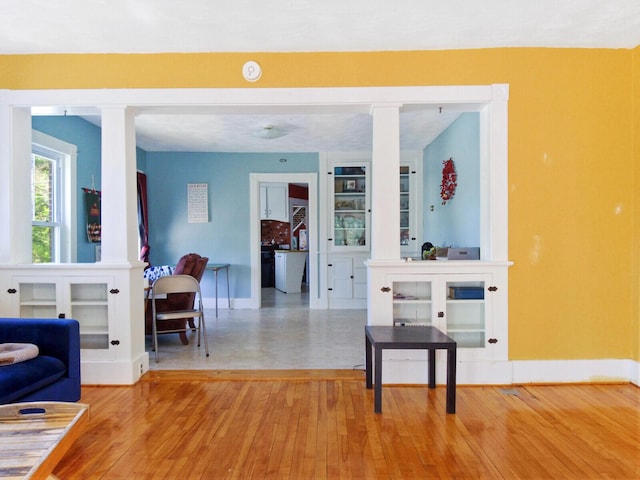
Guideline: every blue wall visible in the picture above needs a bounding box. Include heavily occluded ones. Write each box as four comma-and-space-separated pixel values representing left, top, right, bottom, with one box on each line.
32, 116, 102, 263
33, 116, 149, 263
422, 113, 480, 248
144, 152, 319, 299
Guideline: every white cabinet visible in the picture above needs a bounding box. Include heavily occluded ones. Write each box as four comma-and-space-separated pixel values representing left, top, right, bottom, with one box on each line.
0, 264, 149, 385
274, 251, 307, 293
327, 254, 368, 308
367, 260, 511, 383
329, 164, 369, 252
9, 275, 118, 361
399, 154, 422, 256
275, 252, 285, 292
389, 274, 496, 360
391, 279, 433, 327
260, 184, 289, 222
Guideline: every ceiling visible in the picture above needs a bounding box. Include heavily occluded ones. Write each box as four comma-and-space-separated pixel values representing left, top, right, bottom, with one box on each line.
11, 0, 640, 152
3, 1, 639, 54
133, 109, 465, 153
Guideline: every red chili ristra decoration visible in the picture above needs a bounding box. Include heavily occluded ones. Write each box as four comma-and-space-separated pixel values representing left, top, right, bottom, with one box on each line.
440, 157, 457, 205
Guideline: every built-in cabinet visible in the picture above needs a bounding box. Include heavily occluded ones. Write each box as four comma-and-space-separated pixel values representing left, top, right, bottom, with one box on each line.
399, 153, 422, 256
322, 152, 422, 308
329, 164, 369, 251
367, 261, 511, 383
260, 183, 289, 222
327, 254, 368, 308
323, 156, 371, 308
12, 276, 116, 359
325, 154, 422, 257
389, 273, 496, 360
0, 264, 148, 385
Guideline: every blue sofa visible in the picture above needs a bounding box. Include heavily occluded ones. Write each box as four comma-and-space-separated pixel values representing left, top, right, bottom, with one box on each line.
0, 318, 81, 404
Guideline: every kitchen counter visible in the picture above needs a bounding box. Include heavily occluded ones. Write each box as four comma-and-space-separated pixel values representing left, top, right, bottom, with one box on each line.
274, 250, 308, 293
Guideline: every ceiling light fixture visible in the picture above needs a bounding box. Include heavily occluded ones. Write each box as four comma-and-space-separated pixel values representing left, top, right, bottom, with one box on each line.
253, 125, 287, 140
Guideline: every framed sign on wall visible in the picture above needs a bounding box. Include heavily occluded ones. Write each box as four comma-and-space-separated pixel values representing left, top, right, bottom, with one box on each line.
187, 183, 209, 223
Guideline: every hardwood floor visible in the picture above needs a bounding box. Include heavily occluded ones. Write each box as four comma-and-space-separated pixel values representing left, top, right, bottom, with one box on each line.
55, 372, 640, 479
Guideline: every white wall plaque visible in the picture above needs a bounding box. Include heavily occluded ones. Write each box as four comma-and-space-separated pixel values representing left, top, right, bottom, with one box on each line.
187, 183, 209, 223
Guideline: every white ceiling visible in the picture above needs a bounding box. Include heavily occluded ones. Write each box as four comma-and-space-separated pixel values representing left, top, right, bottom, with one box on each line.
130, 109, 465, 152
3, 0, 640, 54
12, 0, 640, 152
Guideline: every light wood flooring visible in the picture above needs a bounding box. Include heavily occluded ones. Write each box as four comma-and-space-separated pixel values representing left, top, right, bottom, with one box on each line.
54, 371, 640, 479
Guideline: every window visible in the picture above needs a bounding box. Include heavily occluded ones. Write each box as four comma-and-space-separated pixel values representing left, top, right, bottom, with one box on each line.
31, 131, 77, 263
31, 150, 60, 262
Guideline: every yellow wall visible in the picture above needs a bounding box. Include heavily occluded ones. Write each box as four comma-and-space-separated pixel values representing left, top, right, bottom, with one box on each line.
633, 45, 640, 362
0, 48, 636, 361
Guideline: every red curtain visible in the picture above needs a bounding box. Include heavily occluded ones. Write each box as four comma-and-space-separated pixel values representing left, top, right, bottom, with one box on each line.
137, 172, 150, 263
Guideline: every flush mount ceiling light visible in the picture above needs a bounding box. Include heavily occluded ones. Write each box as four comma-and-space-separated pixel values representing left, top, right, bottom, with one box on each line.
252, 125, 287, 140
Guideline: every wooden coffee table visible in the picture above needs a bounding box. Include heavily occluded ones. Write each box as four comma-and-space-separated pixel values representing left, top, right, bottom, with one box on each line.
0, 402, 89, 480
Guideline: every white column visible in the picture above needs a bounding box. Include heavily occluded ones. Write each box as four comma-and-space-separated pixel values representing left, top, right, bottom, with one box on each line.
483, 84, 510, 261
0, 104, 32, 264
370, 104, 401, 260
99, 107, 139, 264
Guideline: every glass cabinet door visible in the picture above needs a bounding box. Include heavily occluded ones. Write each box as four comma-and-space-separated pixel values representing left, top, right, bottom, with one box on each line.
446, 280, 486, 348
392, 280, 433, 326
70, 282, 110, 350
18, 281, 57, 318
332, 166, 367, 249
400, 165, 410, 247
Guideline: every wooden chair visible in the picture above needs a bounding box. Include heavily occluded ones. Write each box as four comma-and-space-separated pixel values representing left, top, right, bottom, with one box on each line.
145, 253, 208, 345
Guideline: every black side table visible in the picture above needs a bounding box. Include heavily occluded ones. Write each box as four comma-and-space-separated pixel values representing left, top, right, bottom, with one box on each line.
365, 325, 457, 414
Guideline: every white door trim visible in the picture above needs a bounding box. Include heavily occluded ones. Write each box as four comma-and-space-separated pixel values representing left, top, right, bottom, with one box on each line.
250, 172, 318, 309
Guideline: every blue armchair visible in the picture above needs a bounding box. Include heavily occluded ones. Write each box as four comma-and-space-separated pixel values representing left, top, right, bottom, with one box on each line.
0, 318, 81, 404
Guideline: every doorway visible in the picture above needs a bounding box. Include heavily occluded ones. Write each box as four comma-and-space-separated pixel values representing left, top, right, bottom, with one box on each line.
250, 173, 318, 309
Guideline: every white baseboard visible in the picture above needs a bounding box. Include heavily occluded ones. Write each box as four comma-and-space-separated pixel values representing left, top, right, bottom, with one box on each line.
203, 296, 234, 309
380, 358, 639, 386
382, 358, 513, 385
512, 359, 633, 384
81, 354, 148, 385
630, 359, 639, 386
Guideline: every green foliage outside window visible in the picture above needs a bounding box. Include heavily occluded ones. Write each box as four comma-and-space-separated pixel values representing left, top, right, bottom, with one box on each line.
32, 155, 54, 263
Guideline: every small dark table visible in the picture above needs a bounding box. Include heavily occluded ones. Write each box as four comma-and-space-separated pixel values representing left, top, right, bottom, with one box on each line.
365, 326, 457, 414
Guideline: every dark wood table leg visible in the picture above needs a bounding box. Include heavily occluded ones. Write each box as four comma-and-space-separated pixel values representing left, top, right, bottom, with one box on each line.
446, 346, 456, 414
374, 346, 383, 413
428, 348, 436, 389
365, 334, 372, 389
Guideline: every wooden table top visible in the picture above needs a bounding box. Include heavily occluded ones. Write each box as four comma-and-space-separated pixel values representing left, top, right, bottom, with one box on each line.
0, 402, 89, 480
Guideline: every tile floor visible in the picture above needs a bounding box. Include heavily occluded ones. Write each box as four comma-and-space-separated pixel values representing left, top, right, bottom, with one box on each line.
147, 287, 367, 370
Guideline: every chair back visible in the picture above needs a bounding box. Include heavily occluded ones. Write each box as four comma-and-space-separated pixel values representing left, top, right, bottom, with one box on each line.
174, 253, 209, 281
152, 274, 201, 297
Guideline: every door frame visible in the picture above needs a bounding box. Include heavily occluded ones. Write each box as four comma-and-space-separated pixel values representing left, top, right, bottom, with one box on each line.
250, 172, 319, 308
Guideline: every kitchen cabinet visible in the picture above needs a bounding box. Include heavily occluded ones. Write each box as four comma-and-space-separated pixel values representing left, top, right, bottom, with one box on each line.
260, 184, 289, 222
275, 250, 307, 293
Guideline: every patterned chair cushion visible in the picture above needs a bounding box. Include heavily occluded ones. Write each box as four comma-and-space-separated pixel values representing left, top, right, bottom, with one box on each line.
143, 265, 175, 283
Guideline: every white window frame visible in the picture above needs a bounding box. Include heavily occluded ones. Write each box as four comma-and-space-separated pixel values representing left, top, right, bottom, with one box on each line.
32, 130, 77, 263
